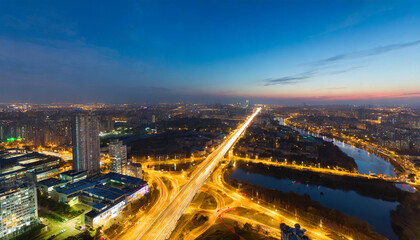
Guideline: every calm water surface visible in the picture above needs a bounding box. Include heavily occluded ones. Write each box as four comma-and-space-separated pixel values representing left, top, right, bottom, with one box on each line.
296, 129, 396, 176
230, 168, 399, 240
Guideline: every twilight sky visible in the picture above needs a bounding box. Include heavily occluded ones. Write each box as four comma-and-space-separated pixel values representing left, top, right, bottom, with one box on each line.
1, 0, 420, 105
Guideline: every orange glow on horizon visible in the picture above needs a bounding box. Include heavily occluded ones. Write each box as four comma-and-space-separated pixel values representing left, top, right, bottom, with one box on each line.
217, 90, 420, 101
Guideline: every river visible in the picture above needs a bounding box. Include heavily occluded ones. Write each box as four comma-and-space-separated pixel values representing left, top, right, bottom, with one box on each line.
230, 124, 402, 239
230, 168, 399, 239
295, 128, 396, 176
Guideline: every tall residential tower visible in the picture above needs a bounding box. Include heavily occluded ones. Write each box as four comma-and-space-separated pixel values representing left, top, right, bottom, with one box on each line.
72, 112, 100, 175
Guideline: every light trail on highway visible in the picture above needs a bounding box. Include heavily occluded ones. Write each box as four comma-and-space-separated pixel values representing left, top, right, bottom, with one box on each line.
114, 170, 171, 240
135, 108, 261, 240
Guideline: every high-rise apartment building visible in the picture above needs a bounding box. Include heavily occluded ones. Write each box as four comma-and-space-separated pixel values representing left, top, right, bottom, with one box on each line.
109, 139, 127, 174
72, 113, 100, 175
0, 125, 4, 141
0, 181, 38, 239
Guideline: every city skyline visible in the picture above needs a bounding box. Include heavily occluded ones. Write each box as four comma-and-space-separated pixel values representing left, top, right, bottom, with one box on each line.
1, 103, 419, 239
1, 2, 420, 239
1, 0, 420, 105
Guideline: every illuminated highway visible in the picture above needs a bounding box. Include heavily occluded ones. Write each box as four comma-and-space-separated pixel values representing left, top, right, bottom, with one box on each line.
114, 170, 173, 240
167, 164, 337, 240
135, 108, 261, 240
168, 162, 360, 240
211, 166, 335, 240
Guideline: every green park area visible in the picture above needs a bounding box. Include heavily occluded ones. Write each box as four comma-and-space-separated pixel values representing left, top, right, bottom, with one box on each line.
38, 194, 87, 221
31, 194, 92, 240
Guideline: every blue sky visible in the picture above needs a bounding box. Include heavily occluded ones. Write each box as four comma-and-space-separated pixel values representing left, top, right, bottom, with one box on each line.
1, 0, 420, 104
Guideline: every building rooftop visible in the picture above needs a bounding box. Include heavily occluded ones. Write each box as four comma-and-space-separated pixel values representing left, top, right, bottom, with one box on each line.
96, 184, 129, 196
60, 170, 88, 177
0, 151, 60, 179
85, 199, 126, 220
56, 180, 96, 195
19, 157, 60, 169
91, 202, 107, 211
38, 178, 68, 187
0, 165, 26, 175
0, 152, 39, 166
85, 209, 100, 219
99, 172, 146, 186
53, 172, 145, 197
84, 187, 124, 201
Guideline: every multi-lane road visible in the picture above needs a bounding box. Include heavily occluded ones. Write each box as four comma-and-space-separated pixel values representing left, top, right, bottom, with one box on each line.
135, 108, 261, 240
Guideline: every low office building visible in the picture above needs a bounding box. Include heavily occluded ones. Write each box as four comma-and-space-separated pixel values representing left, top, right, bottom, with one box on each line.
37, 178, 68, 195
44, 172, 148, 227
59, 170, 88, 183
96, 172, 146, 189
26, 167, 59, 182
0, 180, 38, 239
84, 200, 126, 228
83, 185, 127, 204
0, 149, 60, 183
84, 184, 149, 227
52, 180, 97, 205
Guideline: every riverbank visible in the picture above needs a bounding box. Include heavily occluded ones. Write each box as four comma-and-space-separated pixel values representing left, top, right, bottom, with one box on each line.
229, 161, 420, 240
317, 141, 358, 171
224, 164, 386, 240
290, 124, 405, 175
235, 161, 408, 202
391, 192, 420, 240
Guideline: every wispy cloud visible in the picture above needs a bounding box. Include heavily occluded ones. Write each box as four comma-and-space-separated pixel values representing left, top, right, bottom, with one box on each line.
261, 40, 420, 86
327, 66, 363, 75
260, 66, 360, 86
397, 92, 420, 97
312, 40, 420, 67
261, 70, 315, 86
